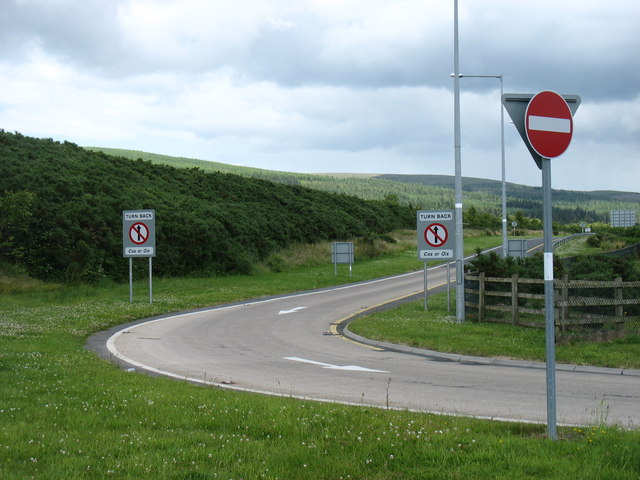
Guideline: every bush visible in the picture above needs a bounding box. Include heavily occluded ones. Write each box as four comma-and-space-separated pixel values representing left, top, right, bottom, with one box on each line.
0, 131, 415, 282
469, 248, 640, 282
586, 235, 602, 248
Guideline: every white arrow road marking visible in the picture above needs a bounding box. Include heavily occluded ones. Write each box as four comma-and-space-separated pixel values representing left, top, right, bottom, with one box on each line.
278, 306, 307, 315
284, 356, 388, 373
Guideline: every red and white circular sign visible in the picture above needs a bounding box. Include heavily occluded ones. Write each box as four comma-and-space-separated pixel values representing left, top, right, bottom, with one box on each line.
424, 223, 448, 247
129, 222, 149, 245
525, 91, 573, 159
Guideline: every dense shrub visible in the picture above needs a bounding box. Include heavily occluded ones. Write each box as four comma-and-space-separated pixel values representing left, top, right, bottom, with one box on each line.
469, 248, 639, 281
0, 131, 415, 282
468, 250, 564, 280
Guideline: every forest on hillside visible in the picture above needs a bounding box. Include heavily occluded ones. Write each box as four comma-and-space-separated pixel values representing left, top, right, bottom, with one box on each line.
0, 131, 414, 282
91, 147, 639, 224
378, 174, 640, 223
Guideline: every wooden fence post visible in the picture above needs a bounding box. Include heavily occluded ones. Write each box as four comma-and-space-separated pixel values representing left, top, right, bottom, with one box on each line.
511, 274, 519, 326
557, 275, 569, 333
478, 272, 485, 322
615, 277, 623, 328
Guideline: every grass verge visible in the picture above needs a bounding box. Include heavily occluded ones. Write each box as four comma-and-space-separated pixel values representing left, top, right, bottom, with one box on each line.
349, 293, 640, 369
1, 234, 639, 479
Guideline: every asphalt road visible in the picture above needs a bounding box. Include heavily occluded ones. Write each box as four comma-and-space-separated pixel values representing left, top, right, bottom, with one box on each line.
92, 257, 640, 428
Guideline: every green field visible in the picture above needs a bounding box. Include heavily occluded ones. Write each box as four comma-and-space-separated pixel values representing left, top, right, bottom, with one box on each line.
2, 235, 640, 479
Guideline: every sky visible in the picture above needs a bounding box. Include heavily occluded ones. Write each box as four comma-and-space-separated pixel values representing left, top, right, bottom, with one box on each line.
1, 0, 639, 193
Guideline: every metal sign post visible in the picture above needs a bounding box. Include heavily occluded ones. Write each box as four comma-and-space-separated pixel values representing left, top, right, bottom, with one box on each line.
424, 262, 428, 311
123, 209, 156, 303
129, 258, 133, 303
541, 157, 556, 438
503, 91, 580, 440
447, 262, 451, 312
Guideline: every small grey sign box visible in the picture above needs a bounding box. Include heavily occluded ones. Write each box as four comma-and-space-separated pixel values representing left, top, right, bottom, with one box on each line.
122, 209, 156, 258
507, 239, 527, 259
331, 242, 354, 264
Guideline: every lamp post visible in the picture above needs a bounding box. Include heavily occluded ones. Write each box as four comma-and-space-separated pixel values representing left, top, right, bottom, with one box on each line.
452, 0, 464, 322
454, 73, 508, 258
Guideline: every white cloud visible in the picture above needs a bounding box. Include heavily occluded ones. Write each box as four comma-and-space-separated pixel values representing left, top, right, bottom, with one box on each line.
0, 0, 639, 192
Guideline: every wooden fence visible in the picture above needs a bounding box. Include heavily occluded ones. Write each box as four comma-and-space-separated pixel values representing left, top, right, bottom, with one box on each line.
464, 273, 640, 342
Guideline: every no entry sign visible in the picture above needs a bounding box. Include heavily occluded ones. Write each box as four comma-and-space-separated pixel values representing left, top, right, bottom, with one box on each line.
525, 91, 573, 159
502, 92, 580, 169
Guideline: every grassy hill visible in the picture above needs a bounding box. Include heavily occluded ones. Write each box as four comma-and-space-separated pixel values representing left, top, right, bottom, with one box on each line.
88, 147, 640, 224
0, 131, 414, 282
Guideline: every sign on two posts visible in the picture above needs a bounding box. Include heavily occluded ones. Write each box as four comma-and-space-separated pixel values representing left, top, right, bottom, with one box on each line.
123, 210, 156, 257
331, 242, 354, 277
122, 210, 155, 303
416, 210, 454, 260
417, 210, 454, 311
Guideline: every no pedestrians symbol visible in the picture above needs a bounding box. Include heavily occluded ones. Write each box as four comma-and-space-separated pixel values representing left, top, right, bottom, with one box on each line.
424, 223, 448, 247
129, 222, 149, 245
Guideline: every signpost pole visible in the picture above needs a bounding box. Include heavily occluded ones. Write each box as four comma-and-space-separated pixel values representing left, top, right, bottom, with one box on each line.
149, 257, 153, 304
447, 262, 451, 312
542, 157, 557, 440
424, 261, 428, 311
129, 258, 133, 303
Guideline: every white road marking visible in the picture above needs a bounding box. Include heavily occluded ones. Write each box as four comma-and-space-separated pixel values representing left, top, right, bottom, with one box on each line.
283, 356, 388, 373
278, 306, 307, 315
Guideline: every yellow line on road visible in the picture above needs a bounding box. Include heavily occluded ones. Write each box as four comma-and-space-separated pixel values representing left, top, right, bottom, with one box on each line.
330, 280, 449, 350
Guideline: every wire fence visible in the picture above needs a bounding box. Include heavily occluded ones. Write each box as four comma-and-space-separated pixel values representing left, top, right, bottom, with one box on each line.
465, 273, 640, 343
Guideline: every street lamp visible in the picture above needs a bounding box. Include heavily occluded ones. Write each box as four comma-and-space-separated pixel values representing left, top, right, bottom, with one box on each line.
454, 73, 508, 258
452, 0, 464, 322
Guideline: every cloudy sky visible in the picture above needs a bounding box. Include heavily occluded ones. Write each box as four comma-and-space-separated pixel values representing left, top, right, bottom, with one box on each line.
1, 0, 639, 192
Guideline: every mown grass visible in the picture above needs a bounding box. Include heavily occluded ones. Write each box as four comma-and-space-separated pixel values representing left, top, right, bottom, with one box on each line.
349, 293, 640, 369
1, 233, 640, 479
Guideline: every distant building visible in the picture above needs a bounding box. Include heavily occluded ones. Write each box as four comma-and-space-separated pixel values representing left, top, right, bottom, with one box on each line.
610, 210, 636, 227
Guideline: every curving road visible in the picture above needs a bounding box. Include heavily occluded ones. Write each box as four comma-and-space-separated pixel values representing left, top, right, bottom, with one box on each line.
92, 256, 640, 428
